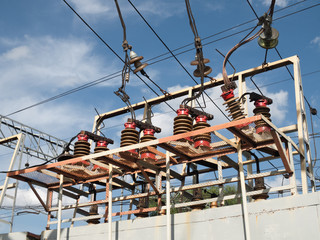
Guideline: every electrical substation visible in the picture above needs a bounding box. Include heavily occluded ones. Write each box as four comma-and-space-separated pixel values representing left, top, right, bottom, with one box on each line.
1, 1, 320, 240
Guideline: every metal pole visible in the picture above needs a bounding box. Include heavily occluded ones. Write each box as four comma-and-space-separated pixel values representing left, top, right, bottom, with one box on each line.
108, 164, 113, 240
9, 136, 24, 232
57, 174, 64, 240
238, 141, 251, 240
46, 190, 53, 230
166, 151, 171, 240
0, 134, 24, 206
288, 142, 298, 195
217, 158, 224, 206
293, 58, 308, 194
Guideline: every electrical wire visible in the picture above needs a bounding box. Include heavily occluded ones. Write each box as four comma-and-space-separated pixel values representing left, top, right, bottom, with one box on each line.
62, 0, 174, 113
5, 0, 176, 117
246, 0, 260, 20
145, 0, 308, 64
127, 0, 230, 120
181, 0, 207, 106
99, 68, 320, 132
113, 0, 136, 120
148, 1, 319, 67
5, 1, 319, 117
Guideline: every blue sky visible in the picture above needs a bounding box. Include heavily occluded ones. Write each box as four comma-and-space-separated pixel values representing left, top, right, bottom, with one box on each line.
0, 0, 320, 234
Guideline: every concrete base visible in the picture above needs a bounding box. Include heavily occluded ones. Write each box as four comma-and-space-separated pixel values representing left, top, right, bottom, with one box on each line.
0, 232, 40, 240
22, 192, 320, 239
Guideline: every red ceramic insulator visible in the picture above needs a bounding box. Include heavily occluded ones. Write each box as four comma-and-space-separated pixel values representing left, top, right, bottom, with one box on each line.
195, 115, 208, 123
124, 121, 136, 129
194, 115, 210, 148
176, 108, 189, 116
254, 99, 268, 107
143, 129, 155, 135
96, 140, 108, 147
256, 125, 271, 134
221, 89, 234, 101
77, 134, 88, 141
141, 129, 156, 160
194, 139, 211, 148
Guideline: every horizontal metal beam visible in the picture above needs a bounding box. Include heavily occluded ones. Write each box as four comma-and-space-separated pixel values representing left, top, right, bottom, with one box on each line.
95, 56, 298, 122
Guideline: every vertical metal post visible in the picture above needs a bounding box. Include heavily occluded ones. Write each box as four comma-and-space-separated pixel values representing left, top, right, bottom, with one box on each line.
238, 141, 251, 240
287, 142, 298, 195
0, 134, 25, 206
9, 136, 24, 233
127, 188, 135, 220
293, 58, 315, 193
57, 174, 64, 240
71, 185, 83, 227
243, 152, 253, 203
166, 151, 171, 240
108, 164, 113, 240
46, 190, 53, 230
120, 176, 124, 220
217, 158, 224, 206
155, 169, 162, 214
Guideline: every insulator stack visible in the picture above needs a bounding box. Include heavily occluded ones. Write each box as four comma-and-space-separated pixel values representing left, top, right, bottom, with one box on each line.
190, 58, 212, 78
253, 99, 271, 133
222, 89, 246, 122
120, 121, 139, 154
94, 141, 109, 158
140, 129, 157, 160
73, 134, 90, 165
93, 140, 109, 170
193, 115, 211, 149
173, 107, 193, 140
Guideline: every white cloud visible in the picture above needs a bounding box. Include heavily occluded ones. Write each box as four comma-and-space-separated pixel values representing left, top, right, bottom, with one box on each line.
2, 46, 30, 61
311, 36, 320, 48
0, 35, 119, 136
69, 0, 184, 20
69, 0, 112, 16
261, 0, 290, 7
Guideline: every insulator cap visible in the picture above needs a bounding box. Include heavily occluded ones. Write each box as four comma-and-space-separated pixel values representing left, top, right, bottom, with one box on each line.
77, 134, 88, 141
96, 140, 108, 147
254, 99, 269, 107
195, 115, 208, 123
124, 121, 136, 129
221, 89, 235, 101
176, 108, 190, 116
143, 129, 155, 136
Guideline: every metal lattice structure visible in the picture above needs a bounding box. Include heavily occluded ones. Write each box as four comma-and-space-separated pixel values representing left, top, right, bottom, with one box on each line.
0, 116, 68, 233
0, 115, 68, 161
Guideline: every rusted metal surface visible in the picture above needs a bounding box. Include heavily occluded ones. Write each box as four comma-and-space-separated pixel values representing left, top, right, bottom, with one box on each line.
7, 115, 294, 190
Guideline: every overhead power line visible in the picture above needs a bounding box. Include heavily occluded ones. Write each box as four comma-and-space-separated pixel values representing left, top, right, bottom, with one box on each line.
128, 0, 230, 121
62, 0, 175, 113
5, 1, 319, 117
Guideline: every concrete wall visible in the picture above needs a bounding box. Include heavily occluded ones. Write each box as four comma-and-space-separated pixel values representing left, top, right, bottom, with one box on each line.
38, 192, 320, 239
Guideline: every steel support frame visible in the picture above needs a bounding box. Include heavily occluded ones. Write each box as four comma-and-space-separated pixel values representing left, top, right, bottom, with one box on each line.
5, 56, 312, 234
